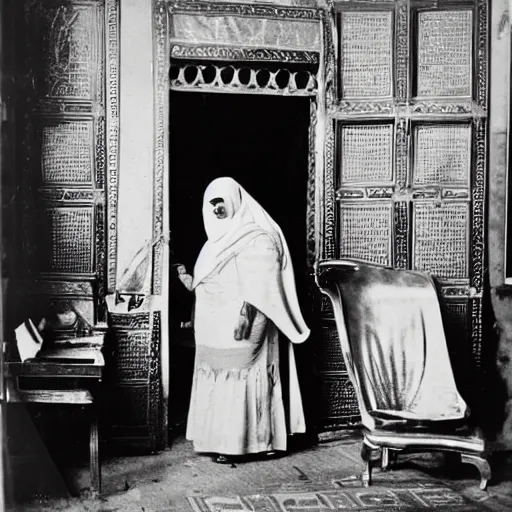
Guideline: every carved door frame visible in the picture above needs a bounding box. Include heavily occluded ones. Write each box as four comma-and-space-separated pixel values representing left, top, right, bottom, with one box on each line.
152, 0, 327, 433
152, 0, 325, 293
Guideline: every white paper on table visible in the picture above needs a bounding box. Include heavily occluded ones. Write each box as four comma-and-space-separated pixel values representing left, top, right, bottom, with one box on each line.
14, 319, 43, 362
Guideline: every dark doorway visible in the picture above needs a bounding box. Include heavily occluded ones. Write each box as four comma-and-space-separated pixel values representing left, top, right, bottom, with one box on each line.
168, 91, 313, 437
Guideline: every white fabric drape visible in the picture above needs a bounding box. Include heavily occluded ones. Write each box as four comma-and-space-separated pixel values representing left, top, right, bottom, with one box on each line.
192, 177, 310, 344
186, 178, 310, 452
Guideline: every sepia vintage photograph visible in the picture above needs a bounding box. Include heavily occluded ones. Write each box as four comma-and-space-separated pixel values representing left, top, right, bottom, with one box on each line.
1, 0, 512, 510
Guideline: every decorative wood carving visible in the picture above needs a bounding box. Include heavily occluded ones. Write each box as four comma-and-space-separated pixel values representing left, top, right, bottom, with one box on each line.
149, 311, 165, 449
442, 286, 474, 298
475, 0, 488, 109
338, 10, 393, 99
416, 9, 473, 98
38, 189, 98, 203
24, 1, 99, 100
35, 103, 94, 115
324, 121, 336, 260
33, 280, 95, 297
339, 124, 393, 184
152, 0, 169, 295
471, 118, 486, 294
339, 202, 392, 266
412, 189, 439, 200
110, 312, 151, 330
396, 117, 408, 191
18, 0, 115, 332
171, 44, 319, 64
319, 0, 489, 432
323, 5, 336, 262
306, 100, 318, 266
106, 310, 165, 452
334, 100, 394, 115
319, 376, 360, 425
40, 207, 95, 275
337, 189, 364, 200
96, 116, 106, 189
154, 0, 324, 289
411, 101, 476, 115
316, 321, 347, 373
412, 124, 471, 187
106, 0, 120, 294
40, 121, 94, 186
395, 0, 409, 102
333, 100, 484, 118
168, 0, 322, 20
367, 188, 393, 199
471, 298, 483, 368
112, 331, 153, 380
96, 202, 107, 323
157, 0, 331, 430
394, 201, 408, 269
169, 61, 317, 96
153, 0, 489, 433
413, 202, 470, 280
442, 189, 470, 199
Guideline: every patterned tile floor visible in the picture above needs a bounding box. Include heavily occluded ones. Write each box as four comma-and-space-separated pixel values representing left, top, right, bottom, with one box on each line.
5, 429, 512, 512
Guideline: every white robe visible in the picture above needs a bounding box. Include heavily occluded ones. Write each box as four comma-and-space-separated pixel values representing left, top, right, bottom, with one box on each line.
186, 234, 305, 455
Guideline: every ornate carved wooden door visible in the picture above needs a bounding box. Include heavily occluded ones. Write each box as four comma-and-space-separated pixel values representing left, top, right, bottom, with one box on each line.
16, 0, 165, 452
17, 0, 114, 329
318, 0, 487, 430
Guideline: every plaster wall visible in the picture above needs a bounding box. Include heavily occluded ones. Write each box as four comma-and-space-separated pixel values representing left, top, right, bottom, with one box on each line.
488, 0, 512, 445
117, 0, 155, 280
489, 0, 510, 294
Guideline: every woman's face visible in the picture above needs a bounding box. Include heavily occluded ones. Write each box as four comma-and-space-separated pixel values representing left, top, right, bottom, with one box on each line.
210, 197, 228, 219
202, 178, 241, 241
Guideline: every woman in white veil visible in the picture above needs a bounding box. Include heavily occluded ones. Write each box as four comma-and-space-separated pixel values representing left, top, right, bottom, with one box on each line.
178, 177, 310, 462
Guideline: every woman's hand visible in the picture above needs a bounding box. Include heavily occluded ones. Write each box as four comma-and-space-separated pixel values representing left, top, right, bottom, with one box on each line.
176, 264, 193, 291
234, 302, 256, 340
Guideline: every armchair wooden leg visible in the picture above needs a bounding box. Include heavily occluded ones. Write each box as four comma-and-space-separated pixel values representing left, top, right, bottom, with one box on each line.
89, 407, 101, 497
361, 441, 374, 487
381, 447, 390, 471
362, 461, 372, 487
461, 454, 491, 491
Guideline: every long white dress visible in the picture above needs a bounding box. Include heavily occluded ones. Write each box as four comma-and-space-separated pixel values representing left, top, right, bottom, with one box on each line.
186, 234, 290, 455
186, 177, 309, 455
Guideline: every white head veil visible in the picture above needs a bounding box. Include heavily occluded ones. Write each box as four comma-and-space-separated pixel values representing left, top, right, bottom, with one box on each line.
192, 177, 310, 344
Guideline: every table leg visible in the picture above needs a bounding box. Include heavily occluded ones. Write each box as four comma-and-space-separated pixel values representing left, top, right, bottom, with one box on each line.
90, 405, 101, 497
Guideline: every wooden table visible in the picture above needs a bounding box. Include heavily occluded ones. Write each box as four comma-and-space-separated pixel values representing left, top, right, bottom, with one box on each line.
4, 347, 104, 497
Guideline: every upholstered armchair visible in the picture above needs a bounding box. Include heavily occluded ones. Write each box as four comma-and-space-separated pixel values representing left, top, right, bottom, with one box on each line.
314, 259, 491, 490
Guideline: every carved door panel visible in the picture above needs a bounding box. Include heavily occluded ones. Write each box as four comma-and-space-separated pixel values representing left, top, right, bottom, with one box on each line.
318, 0, 487, 429
407, 3, 487, 399
18, 0, 108, 334
17, 0, 163, 451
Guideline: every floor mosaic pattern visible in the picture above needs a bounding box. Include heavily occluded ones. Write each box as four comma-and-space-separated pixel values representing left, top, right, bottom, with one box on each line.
188, 480, 483, 511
